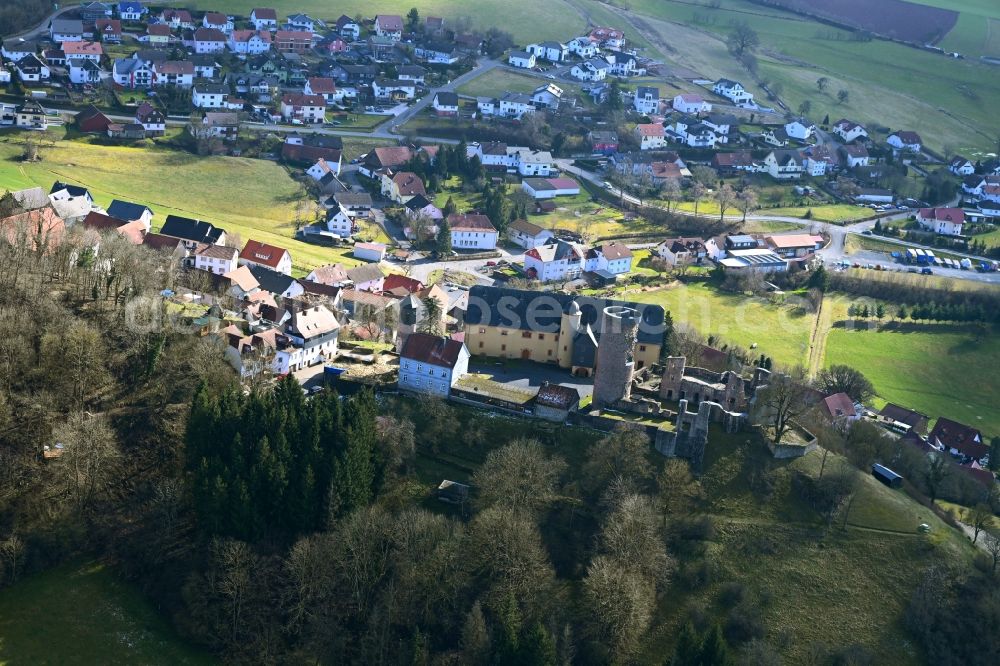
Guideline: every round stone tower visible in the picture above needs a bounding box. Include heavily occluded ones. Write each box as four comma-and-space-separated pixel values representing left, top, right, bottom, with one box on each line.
593, 306, 639, 409
558, 300, 582, 369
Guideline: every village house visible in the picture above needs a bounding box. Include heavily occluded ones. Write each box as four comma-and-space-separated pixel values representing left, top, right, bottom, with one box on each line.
113, 57, 152, 88
589, 26, 626, 49
2, 41, 38, 62
570, 57, 611, 81
878, 403, 929, 435
829, 121, 866, 146
916, 207, 965, 236
159, 215, 227, 248
160, 9, 194, 30
712, 79, 753, 106
69, 60, 105, 85
784, 118, 815, 142
240, 239, 293, 275
250, 8, 278, 31
398, 333, 470, 398
117, 1, 146, 22
346, 263, 385, 292
712, 151, 760, 174
381, 171, 426, 204
144, 24, 171, 45
285, 13, 318, 33
508, 50, 536, 69
372, 79, 416, 101
324, 202, 354, 237
304, 77, 339, 105
887, 130, 922, 153
280, 93, 325, 123
229, 29, 272, 55
134, 102, 165, 135
524, 239, 585, 282
589, 130, 619, 155
948, 156, 975, 176
194, 244, 239, 275
655, 236, 706, 263
374, 14, 404, 40
359, 145, 415, 178
50, 19, 84, 43
335, 15, 360, 40
508, 219, 554, 249
432, 92, 460, 116
605, 51, 644, 77
521, 177, 581, 200
199, 112, 239, 141
152, 60, 194, 87
532, 83, 563, 109
334, 192, 373, 218
820, 393, 860, 427
526, 41, 568, 62
306, 156, 341, 181
95, 19, 123, 43
193, 83, 228, 108
585, 242, 633, 275
397, 65, 427, 85
672, 93, 711, 115
634, 86, 659, 116
449, 214, 498, 250
567, 36, 600, 58
275, 30, 312, 54
840, 144, 870, 169
194, 28, 227, 54
15, 100, 48, 130
929, 417, 987, 465
15, 55, 50, 82
634, 123, 667, 150
763, 150, 805, 180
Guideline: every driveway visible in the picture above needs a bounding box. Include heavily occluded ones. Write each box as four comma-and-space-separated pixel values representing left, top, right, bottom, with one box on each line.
468, 359, 594, 399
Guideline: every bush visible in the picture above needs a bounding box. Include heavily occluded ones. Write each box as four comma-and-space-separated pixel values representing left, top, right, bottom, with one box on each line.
718, 581, 747, 607
724, 603, 766, 644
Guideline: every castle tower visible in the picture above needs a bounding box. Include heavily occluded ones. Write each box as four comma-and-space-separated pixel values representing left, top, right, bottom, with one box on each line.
593, 306, 638, 409
658, 356, 687, 401
723, 372, 747, 412
557, 300, 582, 369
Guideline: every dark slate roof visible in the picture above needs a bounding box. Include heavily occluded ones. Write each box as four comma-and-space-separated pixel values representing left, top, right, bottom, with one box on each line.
465, 285, 665, 344
107, 199, 151, 221
160, 214, 225, 244
435, 91, 459, 106
247, 264, 297, 296
50, 181, 90, 198
535, 383, 580, 409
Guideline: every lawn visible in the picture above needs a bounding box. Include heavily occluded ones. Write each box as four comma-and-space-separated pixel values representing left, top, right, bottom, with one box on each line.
184, 0, 585, 42
456, 69, 584, 99
824, 323, 1000, 436
0, 130, 366, 272
0, 560, 212, 665
764, 205, 873, 224
631, 281, 815, 369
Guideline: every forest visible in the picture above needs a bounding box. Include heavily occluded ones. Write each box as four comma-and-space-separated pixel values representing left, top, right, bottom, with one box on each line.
1, 191, 1000, 665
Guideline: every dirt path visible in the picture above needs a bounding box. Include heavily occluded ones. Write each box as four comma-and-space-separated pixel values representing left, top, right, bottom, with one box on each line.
805, 294, 833, 377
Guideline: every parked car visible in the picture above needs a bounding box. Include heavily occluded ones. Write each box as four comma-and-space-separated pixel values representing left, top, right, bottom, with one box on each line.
920, 267, 933, 275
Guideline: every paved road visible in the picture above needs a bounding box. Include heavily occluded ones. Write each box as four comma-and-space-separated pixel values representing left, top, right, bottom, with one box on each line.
378, 57, 502, 137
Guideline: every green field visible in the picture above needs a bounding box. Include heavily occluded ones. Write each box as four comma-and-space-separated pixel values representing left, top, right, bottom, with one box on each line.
824, 323, 1000, 436
0, 560, 212, 665
631, 281, 815, 368
763, 205, 873, 224
0, 130, 366, 272
184, 0, 585, 43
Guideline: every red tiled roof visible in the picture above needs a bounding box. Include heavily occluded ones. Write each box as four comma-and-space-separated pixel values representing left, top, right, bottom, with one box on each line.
240, 239, 289, 268
282, 93, 325, 107
821, 392, 856, 420
382, 274, 423, 294
930, 417, 985, 458
401, 332, 465, 368
307, 76, 336, 94
447, 213, 495, 232
918, 207, 964, 224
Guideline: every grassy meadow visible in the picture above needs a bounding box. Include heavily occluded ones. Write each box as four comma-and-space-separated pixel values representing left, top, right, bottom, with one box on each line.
631, 281, 815, 368
0, 130, 367, 272
0, 560, 212, 665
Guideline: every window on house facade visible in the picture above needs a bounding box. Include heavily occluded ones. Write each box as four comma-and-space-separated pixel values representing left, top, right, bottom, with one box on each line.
522, 331, 532, 338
